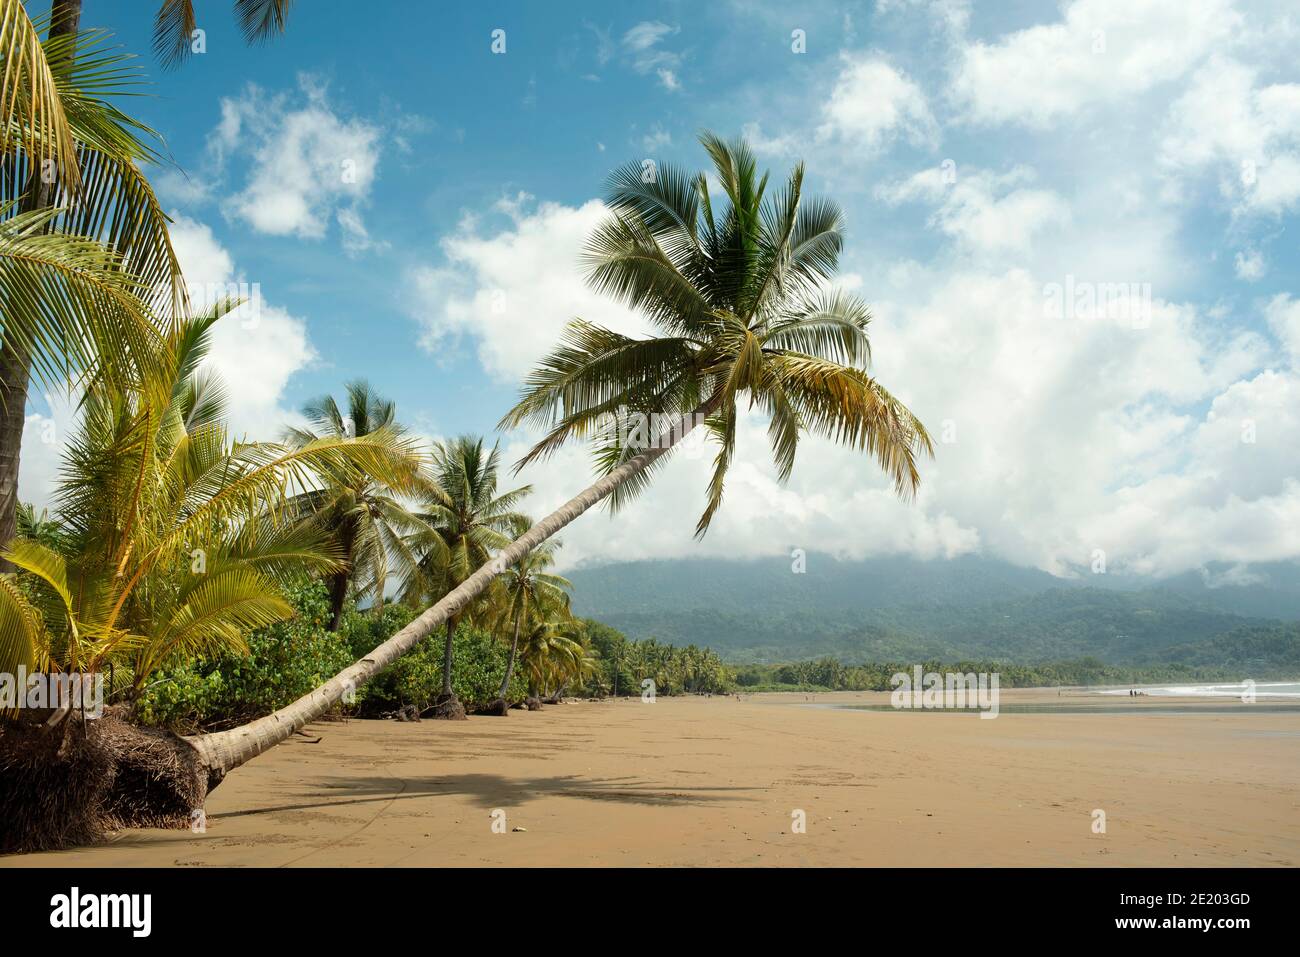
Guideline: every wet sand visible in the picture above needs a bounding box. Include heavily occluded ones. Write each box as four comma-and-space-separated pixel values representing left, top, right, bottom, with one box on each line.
6, 690, 1298, 867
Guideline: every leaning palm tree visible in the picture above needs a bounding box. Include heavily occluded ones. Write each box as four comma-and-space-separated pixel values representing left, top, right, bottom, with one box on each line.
1, 0, 189, 569
484, 519, 571, 715
401, 437, 530, 718
152, 0, 294, 68
283, 381, 431, 631
0, 304, 422, 852
113, 134, 929, 821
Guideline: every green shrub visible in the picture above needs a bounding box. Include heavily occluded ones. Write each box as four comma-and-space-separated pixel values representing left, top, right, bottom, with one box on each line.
135, 579, 354, 730
136, 583, 535, 728
341, 610, 528, 714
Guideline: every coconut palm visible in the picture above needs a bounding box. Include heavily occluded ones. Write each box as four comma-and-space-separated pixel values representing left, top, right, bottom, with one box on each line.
0, 305, 422, 706
1, 0, 188, 570
152, 0, 294, 68
519, 615, 594, 703
400, 437, 530, 717
181, 133, 929, 786
486, 520, 571, 714
15, 503, 66, 551
282, 381, 432, 631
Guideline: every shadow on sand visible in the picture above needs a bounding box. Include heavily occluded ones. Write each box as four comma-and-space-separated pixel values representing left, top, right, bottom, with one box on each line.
212, 772, 756, 821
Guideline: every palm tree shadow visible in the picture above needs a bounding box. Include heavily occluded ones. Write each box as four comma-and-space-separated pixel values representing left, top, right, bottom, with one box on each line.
214, 773, 754, 821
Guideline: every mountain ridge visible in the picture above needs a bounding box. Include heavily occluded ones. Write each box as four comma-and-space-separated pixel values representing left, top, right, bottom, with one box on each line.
566, 554, 1300, 665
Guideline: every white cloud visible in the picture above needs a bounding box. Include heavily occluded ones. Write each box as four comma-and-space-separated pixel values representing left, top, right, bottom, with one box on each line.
406, 195, 650, 382
741, 121, 801, 159
817, 55, 938, 153
213, 75, 382, 247
1160, 56, 1300, 215
409, 179, 1299, 578
877, 165, 1071, 258
952, 0, 1237, 127
859, 266, 1296, 577
641, 124, 672, 153
622, 21, 683, 91
1266, 294, 1300, 364
16, 396, 76, 512
1234, 248, 1266, 280
623, 21, 677, 53
170, 216, 317, 440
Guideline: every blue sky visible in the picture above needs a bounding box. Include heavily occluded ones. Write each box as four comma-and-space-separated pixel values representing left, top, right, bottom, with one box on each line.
22, 0, 1300, 579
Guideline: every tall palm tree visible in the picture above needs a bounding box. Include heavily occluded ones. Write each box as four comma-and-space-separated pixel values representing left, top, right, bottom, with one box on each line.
152, 0, 294, 68
283, 381, 430, 631
401, 437, 530, 718
486, 518, 571, 715
1, 0, 189, 570
183, 133, 930, 783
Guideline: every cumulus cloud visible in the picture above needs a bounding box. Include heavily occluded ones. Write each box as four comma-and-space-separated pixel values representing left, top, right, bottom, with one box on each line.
16, 396, 77, 512
877, 165, 1072, 257
407, 187, 1296, 578
864, 265, 1293, 577
952, 0, 1237, 127
208, 74, 383, 248
169, 216, 317, 440
1266, 294, 1300, 364
817, 55, 938, 153
406, 194, 650, 382
1234, 248, 1266, 280
1160, 56, 1300, 216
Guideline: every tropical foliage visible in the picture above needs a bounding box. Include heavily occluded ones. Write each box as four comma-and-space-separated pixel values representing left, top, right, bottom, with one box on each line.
0, 0, 932, 827
501, 132, 932, 535
402, 436, 530, 703
1, 0, 188, 572
134, 577, 354, 730
283, 380, 430, 629
492, 516, 572, 700
152, 0, 295, 69
578, 619, 731, 696
0, 308, 421, 700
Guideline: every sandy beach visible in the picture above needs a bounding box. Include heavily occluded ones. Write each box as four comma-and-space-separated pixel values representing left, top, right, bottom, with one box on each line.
6, 690, 1298, 867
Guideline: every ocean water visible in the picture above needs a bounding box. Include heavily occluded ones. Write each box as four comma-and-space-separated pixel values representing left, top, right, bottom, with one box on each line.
1098, 681, 1300, 698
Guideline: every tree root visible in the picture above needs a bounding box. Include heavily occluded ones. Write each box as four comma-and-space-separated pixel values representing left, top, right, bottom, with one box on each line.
424, 694, 467, 720
0, 710, 213, 854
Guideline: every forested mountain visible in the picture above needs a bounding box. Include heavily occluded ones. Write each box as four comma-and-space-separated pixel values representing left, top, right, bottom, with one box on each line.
567, 554, 1300, 667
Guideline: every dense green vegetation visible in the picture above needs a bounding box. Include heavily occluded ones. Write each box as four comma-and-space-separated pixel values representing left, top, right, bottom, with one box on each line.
732, 637, 1300, 692
132, 588, 729, 731
576, 619, 730, 697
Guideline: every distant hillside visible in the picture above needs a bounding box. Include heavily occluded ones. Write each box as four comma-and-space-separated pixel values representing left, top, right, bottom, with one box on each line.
567, 554, 1300, 667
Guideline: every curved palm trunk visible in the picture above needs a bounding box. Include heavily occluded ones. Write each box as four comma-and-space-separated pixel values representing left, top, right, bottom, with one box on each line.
0, 0, 83, 573
186, 397, 718, 777
498, 608, 523, 700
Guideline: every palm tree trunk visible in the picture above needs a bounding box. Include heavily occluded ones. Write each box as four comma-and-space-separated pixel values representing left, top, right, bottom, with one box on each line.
326, 518, 357, 631
498, 608, 523, 700
326, 568, 349, 631
185, 397, 719, 778
440, 616, 457, 698
0, 0, 83, 574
